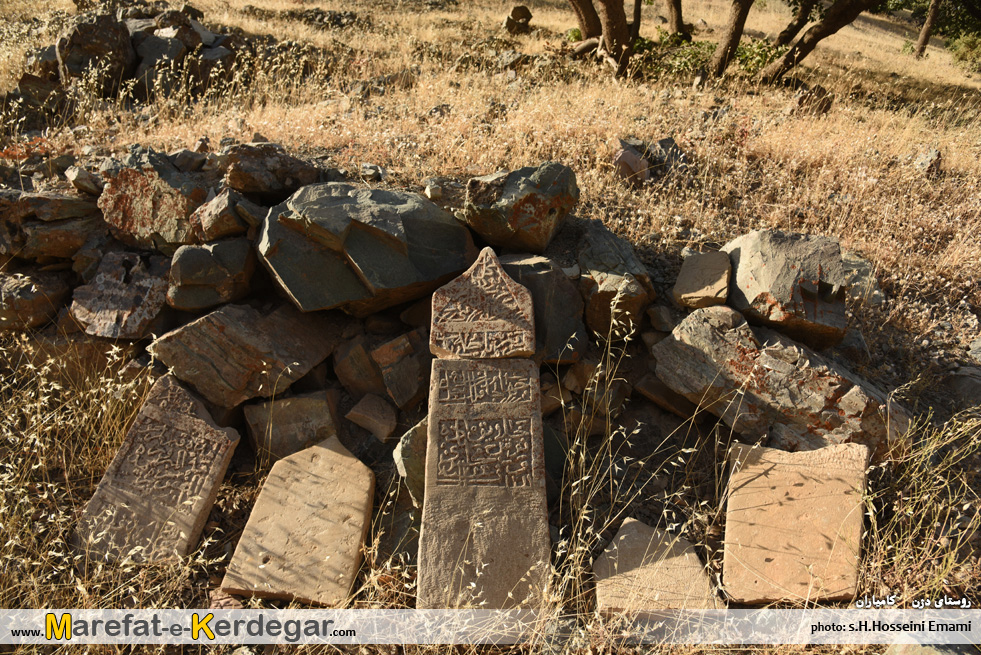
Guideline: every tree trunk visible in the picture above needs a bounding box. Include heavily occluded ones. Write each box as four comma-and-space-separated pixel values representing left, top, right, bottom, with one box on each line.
667, 0, 692, 41
914, 0, 942, 57
774, 0, 818, 47
708, 0, 755, 76
630, 0, 643, 41
595, 0, 633, 73
760, 0, 875, 82
568, 0, 603, 39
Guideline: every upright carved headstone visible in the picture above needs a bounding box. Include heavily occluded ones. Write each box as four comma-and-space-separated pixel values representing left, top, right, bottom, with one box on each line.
75, 375, 240, 562
418, 247, 551, 609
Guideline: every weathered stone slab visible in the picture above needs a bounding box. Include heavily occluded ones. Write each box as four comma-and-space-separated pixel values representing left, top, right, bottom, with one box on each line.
722, 230, 850, 349
220, 142, 322, 202
673, 251, 730, 309
417, 357, 550, 608
394, 417, 427, 507
651, 306, 910, 461
75, 375, 239, 562
346, 393, 398, 442
243, 390, 339, 461
594, 518, 721, 613
333, 335, 387, 397
723, 443, 868, 604
222, 436, 374, 606
0, 190, 105, 261
149, 304, 348, 408
0, 269, 71, 330
430, 247, 535, 359
70, 251, 170, 339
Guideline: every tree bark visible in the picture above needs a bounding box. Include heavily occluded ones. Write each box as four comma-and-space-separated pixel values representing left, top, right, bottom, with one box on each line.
595, 0, 633, 74
667, 0, 692, 41
914, 0, 942, 57
568, 0, 603, 39
774, 0, 818, 46
759, 0, 876, 82
630, 0, 643, 41
708, 0, 755, 76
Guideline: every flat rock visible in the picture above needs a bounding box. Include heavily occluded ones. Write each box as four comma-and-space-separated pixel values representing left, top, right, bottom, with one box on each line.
333, 335, 387, 397
459, 162, 578, 253
221, 436, 374, 606
430, 247, 535, 359
500, 253, 587, 364
394, 417, 427, 507
371, 328, 432, 410
577, 220, 655, 338
56, 13, 136, 97
98, 147, 209, 254
651, 306, 910, 461
722, 230, 850, 349
220, 142, 322, 202
0, 190, 105, 261
0, 268, 71, 330
258, 182, 477, 316
75, 375, 239, 562
594, 518, 721, 613
723, 443, 868, 604
166, 239, 255, 311
243, 390, 340, 461
418, 358, 550, 608
70, 251, 170, 339
149, 304, 348, 408
673, 250, 730, 309
346, 393, 398, 442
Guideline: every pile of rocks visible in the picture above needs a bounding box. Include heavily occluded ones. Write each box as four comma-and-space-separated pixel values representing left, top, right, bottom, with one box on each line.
1, 134, 963, 612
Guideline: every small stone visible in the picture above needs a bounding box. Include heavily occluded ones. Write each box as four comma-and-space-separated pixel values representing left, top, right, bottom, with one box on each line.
243, 390, 340, 461
346, 394, 398, 442
672, 250, 730, 309
594, 518, 721, 613
424, 183, 442, 200
0, 268, 71, 330
646, 305, 677, 332
333, 335, 387, 397
914, 148, 942, 179
723, 443, 868, 604
171, 148, 207, 173
65, 166, 104, 196
221, 436, 373, 605
371, 328, 432, 410
220, 142, 322, 202
70, 252, 170, 339
393, 417, 427, 507
189, 189, 248, 241
612, 139, 649, 184
166, 239, 254, 311
969, 338, 981, 365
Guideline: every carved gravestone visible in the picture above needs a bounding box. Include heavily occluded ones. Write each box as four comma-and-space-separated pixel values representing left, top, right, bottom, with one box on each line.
75, 375, 240, 562
417, 247, 551, 609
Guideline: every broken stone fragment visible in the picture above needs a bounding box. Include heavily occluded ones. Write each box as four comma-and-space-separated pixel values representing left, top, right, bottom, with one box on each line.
459, 162, 579, 254
75, 375, 239, 562
723, 443, 867, 604
672, 250, 730, 309
221, 436, 373, 606
594, 518, 722, 613
258, 182, 477, 316
149, 303, 349, 408
166, 239, 255, 311
651, 305, 910, 460
394, 417, 427, 507
189, 189, 249, 241
70, 251, 170, 339
722, 229, 850, 349
612, 138, 650, 184
370, 327, 432, 410
346, 393, 398, 442
65, 166, 105, 196
56, 13, 136, 97
220, 142, 322, 202
243, 390, 340, 461
333, 335, 387, 398
0, 189, 105, 261
0, 268, 71, 330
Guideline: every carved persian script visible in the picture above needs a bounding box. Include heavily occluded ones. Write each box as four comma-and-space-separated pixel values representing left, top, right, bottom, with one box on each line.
75, 376, 239, 562
430, 247, 535, 359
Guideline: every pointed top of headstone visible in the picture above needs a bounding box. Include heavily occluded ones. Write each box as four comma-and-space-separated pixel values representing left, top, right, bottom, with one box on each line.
430, 246, 534, 359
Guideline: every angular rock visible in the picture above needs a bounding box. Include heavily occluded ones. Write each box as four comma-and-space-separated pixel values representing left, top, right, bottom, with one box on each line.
970, 338, 981, 365
220, 142, 322, 202
612, 142, 649, 185
672, 250, 730, 309
787, 84, 832, 116
459, 162, 579, 254
134, 34, 187, 98
171, 149, 208, 173
166, 239, 255, 311
634, 373, 699, 419
98, 147, 209, 254
501, 254, 587, 364
56, 13, 136, 97
149, 304, 348, 408
346, 393, 398, 442
258, 182, 477, 316
651, 306, 910, 460
646, 305, 677, 332
503, 5, 532, 34
578, 220, 655, 338
371, 328, 432, 410
75, 376, 239, 562
944, 367, 981, 413
0, 269, 71, 330
722, 230, 850, 349
65, 166, 104, 196
189, 189, 248, 241
914, 148, 942, 179
0, 190, 105, 261
188, 46, 235, 94
723, 443, 867, 604
394, 417, 427, 507
243, 390, 340, 461
25, 45, 59, 81
594, 518, 721, 613
70, 252, 170, 339
221, 436, 374, 605
333, 336, 387, 397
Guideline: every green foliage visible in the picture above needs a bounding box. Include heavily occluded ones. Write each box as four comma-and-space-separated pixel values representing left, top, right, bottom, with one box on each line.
949, 32, 981, 69
886, 0, 981, 40
629, 32, 716, 78
734, 37, 788, 74
566, 27, 583, 42
901, 39, 916, 54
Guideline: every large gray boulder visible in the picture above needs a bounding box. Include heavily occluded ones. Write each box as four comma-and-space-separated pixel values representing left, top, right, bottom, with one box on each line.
56, 13, 136, 97
722, 230, 850, 349
651, 305, 910, 461
258, 182, 477, 317
459, 162, 578, 253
